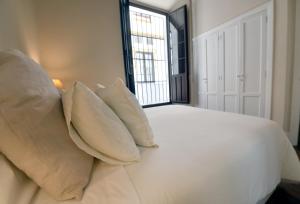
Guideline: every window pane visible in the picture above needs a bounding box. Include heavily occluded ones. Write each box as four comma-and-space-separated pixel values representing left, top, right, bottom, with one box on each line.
129, 6, 170, 105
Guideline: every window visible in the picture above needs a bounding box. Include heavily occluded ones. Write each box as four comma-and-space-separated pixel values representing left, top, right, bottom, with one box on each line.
146, 37, 153, 45
132, 12, 151, 23
132, 36, 153, 45
132, 36, 143, 44
121, 3, 189, 106
134, 52, 155, 83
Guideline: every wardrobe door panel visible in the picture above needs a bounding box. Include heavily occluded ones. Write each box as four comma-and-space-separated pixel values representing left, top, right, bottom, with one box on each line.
206, 33, 219, 110
240, 11, 267, 117
224, 95, 237, 113
197, 38, 208, 108
243, 96, 260, 116
208, 95, 218, 110
206, 33, 218, 93
221, 24, 240, 113
243, 17, 261, 93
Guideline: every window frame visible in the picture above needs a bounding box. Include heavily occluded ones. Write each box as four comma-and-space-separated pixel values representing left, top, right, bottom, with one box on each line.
120, 0, 178, 108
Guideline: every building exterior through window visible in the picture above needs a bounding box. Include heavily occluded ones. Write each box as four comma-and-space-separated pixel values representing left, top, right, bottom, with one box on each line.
129, 6, 170, 106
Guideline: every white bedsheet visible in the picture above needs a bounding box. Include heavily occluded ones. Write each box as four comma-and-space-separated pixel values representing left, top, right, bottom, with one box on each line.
2, 105, 300, 204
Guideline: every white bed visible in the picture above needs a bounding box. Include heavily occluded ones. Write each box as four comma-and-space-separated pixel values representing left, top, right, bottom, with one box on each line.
2, 105, 300, 204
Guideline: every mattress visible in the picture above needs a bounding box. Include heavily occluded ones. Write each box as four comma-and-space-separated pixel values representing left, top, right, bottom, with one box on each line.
2, 105, 300, 204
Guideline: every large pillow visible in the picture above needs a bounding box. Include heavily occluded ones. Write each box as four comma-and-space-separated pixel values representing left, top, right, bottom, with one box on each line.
62, 81, 140, 165
0, 50, 94, 201
95, 78, 157, 147
0, 153, 38, 204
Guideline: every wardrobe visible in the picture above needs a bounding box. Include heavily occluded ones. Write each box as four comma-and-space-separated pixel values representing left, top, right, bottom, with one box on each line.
194, 2, 273, 118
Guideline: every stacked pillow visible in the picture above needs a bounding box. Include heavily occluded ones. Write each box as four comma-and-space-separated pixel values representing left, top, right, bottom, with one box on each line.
62, 81, 140, 165
61, 79, 158, 164
0, 50, 157, 201
95, 78, 157, 147
0, 50, 94, 201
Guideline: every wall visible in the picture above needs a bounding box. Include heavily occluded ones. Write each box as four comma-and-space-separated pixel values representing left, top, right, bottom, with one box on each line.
289, 0, 300, 144
192, 0, 269, 36
0, 0, 38, 61
33, 0, 125, 89
0, 0, 124, 89
280, 0, 295, 131
192, 0, 295, 132
271, 0, 295, 132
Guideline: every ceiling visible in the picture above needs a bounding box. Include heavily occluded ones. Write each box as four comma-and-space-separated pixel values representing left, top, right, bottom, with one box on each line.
133, 0, 180, 10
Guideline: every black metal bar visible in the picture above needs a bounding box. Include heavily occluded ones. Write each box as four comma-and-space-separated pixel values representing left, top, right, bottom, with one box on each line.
143, 102, 172, 109
183, 5, 190, 103
157, 16, 162, 103
166, 14, 173, 104
150, 14, 156, 104
297, 116, 300, 147
135, 12, 145, 104
131, 33, 164, 40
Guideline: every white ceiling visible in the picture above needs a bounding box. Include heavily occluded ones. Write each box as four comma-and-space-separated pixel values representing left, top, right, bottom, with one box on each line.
133, 0, 180, 10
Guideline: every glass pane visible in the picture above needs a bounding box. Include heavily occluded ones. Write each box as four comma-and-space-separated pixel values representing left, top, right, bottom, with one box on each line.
129, 6, 170, 105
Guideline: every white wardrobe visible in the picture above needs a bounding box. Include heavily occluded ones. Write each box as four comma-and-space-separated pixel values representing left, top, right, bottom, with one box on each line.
194, 3, 273, 118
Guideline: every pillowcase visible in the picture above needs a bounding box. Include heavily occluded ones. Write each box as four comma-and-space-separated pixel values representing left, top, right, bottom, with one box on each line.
0, 50, 94, 201
0, 153, 38, 204
62, 81, 140, 165
95, 78, 157, 147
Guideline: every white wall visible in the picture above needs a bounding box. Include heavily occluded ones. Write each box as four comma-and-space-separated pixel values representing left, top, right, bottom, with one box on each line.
272, 0, 295, 132
0, 0, 38, 61
284, 0, 296, 131
289, 0, 300, 144
33, 0, 125, 89
191, 0, 269, 36
192, 0, 296, 132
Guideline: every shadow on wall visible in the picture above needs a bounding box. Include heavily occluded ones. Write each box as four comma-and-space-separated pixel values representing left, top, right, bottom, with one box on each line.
0, 0, 39, 63
34, 0, 125, 89
1, 0, 126, 90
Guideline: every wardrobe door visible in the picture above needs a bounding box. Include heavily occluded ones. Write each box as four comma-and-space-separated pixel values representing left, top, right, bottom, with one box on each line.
219, 24, 240, 113
205, 32, 219, 110
239, 11, 267, 117
198, 37, 208, 108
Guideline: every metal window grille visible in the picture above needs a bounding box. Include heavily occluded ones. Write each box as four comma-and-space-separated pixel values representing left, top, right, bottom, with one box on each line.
129, 6, 170, 106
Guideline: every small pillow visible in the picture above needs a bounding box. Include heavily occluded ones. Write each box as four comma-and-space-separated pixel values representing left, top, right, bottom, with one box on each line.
0, 50, 94, 201
95, 78, 157, 147
62, 81, 140, 165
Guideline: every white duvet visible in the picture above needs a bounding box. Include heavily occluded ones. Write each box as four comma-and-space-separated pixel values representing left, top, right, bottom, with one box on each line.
1, 105, 300, 204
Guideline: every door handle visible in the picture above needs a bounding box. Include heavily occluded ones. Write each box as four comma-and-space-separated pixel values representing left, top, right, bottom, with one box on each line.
237, 74, 245, 82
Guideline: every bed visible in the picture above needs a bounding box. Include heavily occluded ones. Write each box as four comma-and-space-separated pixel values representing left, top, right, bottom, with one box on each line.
2, 105, 300, 204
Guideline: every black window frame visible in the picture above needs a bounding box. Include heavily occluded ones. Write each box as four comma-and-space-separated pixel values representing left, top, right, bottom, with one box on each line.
119, 0, 135, 93
120, 1, 189, 108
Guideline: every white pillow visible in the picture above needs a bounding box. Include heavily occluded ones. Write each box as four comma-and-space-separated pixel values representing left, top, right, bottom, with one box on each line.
95, 78, 157, 147
0, 50, 93, 201
62, 81, 140, 165
0, 153, 38, 204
